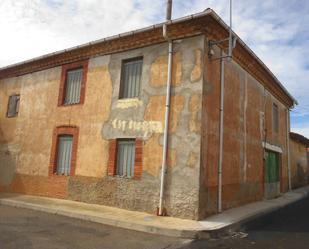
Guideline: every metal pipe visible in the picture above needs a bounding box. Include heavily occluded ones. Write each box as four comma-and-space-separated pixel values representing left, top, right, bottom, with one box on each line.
217, 0, 232, 214
228, 0, 233, 59
159, 0, 173, 216
166, 0, 173, 20
286, 108, 292, 190
218, 51, 225, 213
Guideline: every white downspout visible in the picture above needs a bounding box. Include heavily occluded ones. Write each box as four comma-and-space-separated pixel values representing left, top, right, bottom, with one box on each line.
159, 0, 173, 216
218, 0, 233, 214
218, 52, 225, 213
286, 108, 292, 190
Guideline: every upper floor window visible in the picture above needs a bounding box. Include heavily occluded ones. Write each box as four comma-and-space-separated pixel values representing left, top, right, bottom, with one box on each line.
272, 103, 279, 133
58, 60, 88, 106
119, 57, 143, 99
7, 94, 20, 118
64, 68, 83, 105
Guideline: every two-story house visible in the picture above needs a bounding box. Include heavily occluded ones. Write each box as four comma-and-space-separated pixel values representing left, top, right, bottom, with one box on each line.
0, 9, 296, 220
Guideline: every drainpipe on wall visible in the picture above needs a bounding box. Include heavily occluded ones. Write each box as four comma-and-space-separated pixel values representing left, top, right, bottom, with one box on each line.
217, 0, 234, 214
218, 51, 225, 213
286, 108, 292, 191
158, 0, 173, 216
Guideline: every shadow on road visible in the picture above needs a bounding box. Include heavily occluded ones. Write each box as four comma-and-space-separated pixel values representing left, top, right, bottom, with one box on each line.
179, 197, 309, 249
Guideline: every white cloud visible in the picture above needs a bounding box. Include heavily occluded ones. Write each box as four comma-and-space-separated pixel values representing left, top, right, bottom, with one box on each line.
174, 0, 309, 134
0, 0, 308, 136
0, 0, 163, 66
292, 122, 309, 138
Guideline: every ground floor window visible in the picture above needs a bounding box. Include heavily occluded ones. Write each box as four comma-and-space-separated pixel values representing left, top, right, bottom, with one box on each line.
108, 138, 143, 179
56, 135, 73, 175
116, 139, 136, 178
49, 126, 79, 176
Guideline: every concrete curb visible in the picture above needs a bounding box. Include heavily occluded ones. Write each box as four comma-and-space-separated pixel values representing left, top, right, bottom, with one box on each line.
0, 198, 202, 239
1, 187, 308, 239
205, 187, 309, 238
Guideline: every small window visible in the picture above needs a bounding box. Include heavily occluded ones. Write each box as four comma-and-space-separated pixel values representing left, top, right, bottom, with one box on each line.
119, 58, 143, 99
116, 139, 136, 177
272, 103, 279, 133
64, 68, 83, 105
56, 135, 73, 175
7, 94, 20, 118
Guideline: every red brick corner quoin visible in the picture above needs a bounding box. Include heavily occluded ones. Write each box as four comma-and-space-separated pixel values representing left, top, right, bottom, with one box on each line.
49, 125, 79, 176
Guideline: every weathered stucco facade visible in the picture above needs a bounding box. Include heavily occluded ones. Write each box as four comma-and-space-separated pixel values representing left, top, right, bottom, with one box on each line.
0, 10, 297, 220
0, 36, 204, 219
290, 133, 309, 189
199, 45, 291, 216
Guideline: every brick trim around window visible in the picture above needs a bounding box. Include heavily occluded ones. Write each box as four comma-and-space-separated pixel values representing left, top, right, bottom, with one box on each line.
49, 125, 79, 176
107, 139, 118, 176
57, 60, 89, 106
107, 138, 143, 179
134, 138, 143, 179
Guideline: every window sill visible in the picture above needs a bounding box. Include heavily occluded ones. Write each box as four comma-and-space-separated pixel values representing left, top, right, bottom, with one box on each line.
6, 115, 18, 118
50, 173, 71, 177
116, 98, 142, 109
58, 102, 83, 107
110, 175, 139, 180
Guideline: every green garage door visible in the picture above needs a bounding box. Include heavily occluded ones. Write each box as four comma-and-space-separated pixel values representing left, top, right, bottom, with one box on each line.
265, 150, 280, 199
265, 151, 279, 183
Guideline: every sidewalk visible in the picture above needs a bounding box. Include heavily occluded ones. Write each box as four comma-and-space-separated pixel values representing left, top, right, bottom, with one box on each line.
0, 186, 309, 239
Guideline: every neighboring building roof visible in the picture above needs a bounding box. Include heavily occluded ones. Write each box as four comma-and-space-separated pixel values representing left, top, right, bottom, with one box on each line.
0, 9, 297, 107
290, 132, 309, 147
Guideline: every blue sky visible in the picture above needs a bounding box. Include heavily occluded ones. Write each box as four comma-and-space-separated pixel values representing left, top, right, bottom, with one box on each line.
0, 0, 308, 136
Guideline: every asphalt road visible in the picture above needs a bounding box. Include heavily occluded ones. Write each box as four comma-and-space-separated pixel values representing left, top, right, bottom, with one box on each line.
181, 196, 309, 249
0, 205, 187, 249
0, 196, 309, 249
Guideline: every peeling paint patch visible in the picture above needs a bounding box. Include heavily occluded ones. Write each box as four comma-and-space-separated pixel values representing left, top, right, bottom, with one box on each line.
112, 119, 163, 137
190, 49, 202, 83
116, 98, 143, 109
150, 52, 182, 87
186, 152, 198, 168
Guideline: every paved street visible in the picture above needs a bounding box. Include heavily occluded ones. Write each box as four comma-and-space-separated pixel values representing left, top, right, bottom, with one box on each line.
182, 196, 309, 249
0, 205, 187, 249
1, 196, 309, 249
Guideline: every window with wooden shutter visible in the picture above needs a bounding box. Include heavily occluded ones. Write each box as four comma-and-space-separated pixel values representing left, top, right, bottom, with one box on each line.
7, 94, 20, 118
273, 103, 279, 133
119, 57, 143, 99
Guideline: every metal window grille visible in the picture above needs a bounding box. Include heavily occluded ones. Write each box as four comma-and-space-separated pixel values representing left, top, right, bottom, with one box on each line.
56, 135, 73, 175
7, 94, 20, 117
64, 68, 83, 104
119, 58, 143, 99
116, 139, 136, 177
273, 103, 279, 133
